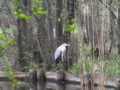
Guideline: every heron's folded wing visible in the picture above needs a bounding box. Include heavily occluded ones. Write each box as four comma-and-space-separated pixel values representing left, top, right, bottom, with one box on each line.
54, 47, 61, 60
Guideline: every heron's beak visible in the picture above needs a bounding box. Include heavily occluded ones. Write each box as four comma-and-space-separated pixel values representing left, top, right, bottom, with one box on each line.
67, 44, 70, 46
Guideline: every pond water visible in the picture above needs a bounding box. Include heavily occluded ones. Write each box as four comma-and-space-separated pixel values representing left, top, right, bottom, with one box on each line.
0, 81, 120, 90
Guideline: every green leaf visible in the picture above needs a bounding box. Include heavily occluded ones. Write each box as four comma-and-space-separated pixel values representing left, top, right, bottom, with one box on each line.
0, 33, 6, 40
0, 28, 2, 33
65, 24, 76, 32
7, 39, 13, 45
39, 7, 43, 10
69, 24, 76, 30
41, 11, 47, 15
60, 13, 63, 17
71, 18, 76, 22
58, 18, 61, 22
35, 0, 41, 4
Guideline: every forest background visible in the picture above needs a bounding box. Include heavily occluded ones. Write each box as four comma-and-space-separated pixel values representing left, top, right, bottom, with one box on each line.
0, 0, 120, 77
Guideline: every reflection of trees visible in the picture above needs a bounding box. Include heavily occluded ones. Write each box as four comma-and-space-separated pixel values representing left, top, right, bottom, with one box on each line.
0, 86, 2, 90
56, 83, 65, 90
37, 82, 45, 90
17, 87, 29, 90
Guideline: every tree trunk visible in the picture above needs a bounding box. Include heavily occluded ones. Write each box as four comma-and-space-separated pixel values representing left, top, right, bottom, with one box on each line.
56, 0, 63, 45
109, 0, 116, 54
45, 0, 54, 64
17, 19, 24, 69
17, 0, 33, 70
36, 0, 54, 70
117, 0, 120, 54
64, 0, 75, 43
43, 0, 55, 70
64, 0, 75, 69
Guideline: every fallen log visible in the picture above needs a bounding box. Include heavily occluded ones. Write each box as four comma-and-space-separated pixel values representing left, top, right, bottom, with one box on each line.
44, 70, 120, 88
0, 72, 29, 81
0, 70, 119, 88
0, 81, 29, 87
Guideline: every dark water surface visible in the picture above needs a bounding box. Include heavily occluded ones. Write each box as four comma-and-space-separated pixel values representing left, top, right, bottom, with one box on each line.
0, 81, 120, 90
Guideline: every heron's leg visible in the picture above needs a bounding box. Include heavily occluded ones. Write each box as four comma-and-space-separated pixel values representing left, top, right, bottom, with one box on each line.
57, 61, 61, 70
57, 55, 65, 70
57, 57, 62, 70
61, 51, 64, 62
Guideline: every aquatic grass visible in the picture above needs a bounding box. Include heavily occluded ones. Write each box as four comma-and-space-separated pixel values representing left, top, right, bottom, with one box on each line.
84, 58, 90, 73
68, 55, 120, 76
105, 62, 120, 76
68, 61, 81, 74
68, 57, 90, 74
24, 60, 40, 71
51, 64, 57, 72
104, 55, 120, 76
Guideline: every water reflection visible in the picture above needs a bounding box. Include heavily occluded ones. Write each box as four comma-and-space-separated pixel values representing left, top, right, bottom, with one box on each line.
0, 81, 119, 90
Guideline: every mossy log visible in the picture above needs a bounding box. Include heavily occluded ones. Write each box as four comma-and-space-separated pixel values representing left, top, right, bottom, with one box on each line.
0, 70, 119, 88
0, 81, 29, 87
45, 71, 120, 88
0, 72, 29, 81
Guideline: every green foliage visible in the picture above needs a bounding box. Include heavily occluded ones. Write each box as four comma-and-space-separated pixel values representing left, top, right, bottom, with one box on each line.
51, 64, 57, 72
81, 44, 89, 55
65, 19, 77, 32
0, 34, 6, 40
32, 6, 47, 16
68, 58, 90, 74
32, 0, 42, 4
104, 61, 120, 76
84, 58, 90, 73
12, 0, 31, 20
71, 18, 76, 22
13, 0, 47, 19
67, 43, 120, 76
3, 61, 19, 87
1, 55, 19, 88
0, 28, 13, 55
68, 61, 81, 74
68, 55, 120, 76
12, 0, 19, 9
14, 10, 31, 20
32, 0, 47, 17
58, 18, 61, 22
0, 28, 18, 87
65, 24, 76, 32
104, 56, 120, 76
57, 13, 66, 22
23, 51, 33, 61
24, 60, 40, 71
23, 51, 40, 71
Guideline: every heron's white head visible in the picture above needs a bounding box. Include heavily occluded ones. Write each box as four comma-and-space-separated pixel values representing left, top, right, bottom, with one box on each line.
61, 43, 70, 47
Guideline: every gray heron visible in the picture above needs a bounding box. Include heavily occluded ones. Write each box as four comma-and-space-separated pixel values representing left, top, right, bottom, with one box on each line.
54, 43, 70, 64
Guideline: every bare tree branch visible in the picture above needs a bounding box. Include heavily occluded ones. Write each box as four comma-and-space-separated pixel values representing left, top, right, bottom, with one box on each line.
0, 0, 6, 13
98, 0, 117, 19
